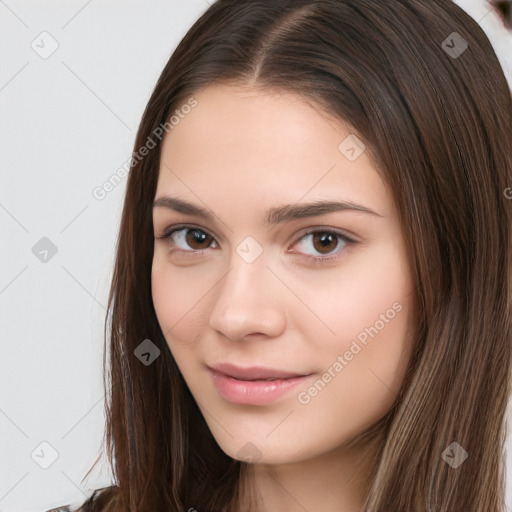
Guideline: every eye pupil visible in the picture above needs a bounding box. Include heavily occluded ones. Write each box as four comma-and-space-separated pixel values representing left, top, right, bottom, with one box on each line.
186, 229, 210, 249
313, 233, 337, 254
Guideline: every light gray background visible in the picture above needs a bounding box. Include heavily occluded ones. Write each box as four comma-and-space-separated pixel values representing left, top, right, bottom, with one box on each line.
1, 1, 511, 511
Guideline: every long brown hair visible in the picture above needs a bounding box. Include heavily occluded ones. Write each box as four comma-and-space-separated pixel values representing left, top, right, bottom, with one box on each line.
72, 0, 512, 510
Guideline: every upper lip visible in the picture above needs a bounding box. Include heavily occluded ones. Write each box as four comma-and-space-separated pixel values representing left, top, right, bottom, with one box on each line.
208, 362, 311, 381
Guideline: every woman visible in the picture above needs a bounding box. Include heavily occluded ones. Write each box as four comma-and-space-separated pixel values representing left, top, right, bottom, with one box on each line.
48, 0, 512, 510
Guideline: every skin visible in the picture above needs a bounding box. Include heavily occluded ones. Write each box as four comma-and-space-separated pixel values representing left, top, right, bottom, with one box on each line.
151, 83, 416, 512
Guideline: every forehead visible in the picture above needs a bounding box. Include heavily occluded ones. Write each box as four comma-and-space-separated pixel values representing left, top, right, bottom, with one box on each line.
156, 83, 391, 219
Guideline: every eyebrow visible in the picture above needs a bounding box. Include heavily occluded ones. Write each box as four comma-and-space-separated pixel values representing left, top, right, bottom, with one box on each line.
152, 196, 383, 225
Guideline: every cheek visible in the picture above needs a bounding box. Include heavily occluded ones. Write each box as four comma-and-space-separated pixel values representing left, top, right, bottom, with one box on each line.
295, 242, 414, 424
296, 239, 412, 350
151, 259, 207, 349
297, 299, 412, 446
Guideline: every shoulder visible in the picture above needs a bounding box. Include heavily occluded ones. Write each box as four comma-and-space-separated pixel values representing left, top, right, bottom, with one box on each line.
45, 486, 118, 512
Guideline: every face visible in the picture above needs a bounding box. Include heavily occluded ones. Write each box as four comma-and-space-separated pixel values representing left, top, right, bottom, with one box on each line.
151, 83, 415, 465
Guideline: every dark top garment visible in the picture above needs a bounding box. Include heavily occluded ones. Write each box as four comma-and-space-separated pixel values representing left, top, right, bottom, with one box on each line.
45, 486, 116, 512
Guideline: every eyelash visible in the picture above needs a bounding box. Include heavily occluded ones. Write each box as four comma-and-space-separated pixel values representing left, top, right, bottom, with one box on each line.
156, 224, 357, 265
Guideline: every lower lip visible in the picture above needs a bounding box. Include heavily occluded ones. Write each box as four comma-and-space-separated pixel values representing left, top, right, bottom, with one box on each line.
208, 369, 313, 405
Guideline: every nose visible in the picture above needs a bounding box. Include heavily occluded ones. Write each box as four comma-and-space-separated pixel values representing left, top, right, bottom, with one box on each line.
208, 251, 287, 341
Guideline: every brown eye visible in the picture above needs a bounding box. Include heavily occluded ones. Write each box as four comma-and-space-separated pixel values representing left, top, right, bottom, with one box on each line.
311, 232, 339, 254
293, 229, 353, 261
159, 227, 217, 253
185, 229, 213, 250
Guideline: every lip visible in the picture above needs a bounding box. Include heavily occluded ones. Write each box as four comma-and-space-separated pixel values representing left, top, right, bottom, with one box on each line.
207, 363, 314, 405
209, 362, 308, 380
